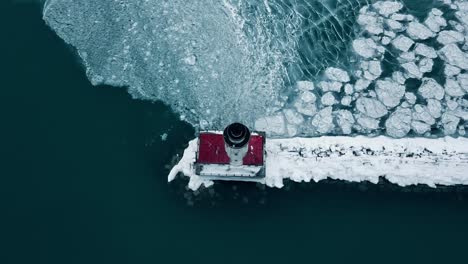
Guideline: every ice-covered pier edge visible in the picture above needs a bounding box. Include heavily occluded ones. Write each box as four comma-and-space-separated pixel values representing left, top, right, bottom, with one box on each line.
168, 136, 468, 191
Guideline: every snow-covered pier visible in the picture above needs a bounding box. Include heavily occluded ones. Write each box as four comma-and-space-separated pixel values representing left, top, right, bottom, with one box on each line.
169, 136, 468, 190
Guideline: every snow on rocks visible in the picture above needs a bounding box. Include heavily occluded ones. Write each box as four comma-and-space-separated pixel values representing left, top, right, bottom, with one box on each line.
375, 78, 406, 108
406, 21, 436, 40
356, 97, 388, 118
385, 108, 412, 138
418, 78, 445, 100
311, 107, 334, 134
438, 44, 468, 70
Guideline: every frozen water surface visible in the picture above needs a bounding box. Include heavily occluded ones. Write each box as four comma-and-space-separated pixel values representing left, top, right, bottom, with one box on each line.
43, 0, 468, 138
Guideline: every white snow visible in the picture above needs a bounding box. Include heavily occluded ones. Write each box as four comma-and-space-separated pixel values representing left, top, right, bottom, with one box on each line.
169, 136, 468, 190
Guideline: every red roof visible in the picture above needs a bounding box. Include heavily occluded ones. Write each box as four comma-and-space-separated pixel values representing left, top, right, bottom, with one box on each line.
197, 132, 264, 166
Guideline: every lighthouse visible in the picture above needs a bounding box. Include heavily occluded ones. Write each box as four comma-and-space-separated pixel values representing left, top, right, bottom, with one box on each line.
194, 123, 265, 181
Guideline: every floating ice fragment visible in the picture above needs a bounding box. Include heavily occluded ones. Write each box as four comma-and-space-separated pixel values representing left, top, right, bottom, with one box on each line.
296, 81, 315, 91
414, 43, 437, 59
412, 104, 436, 125
406, 21, 435, 40
254, 114, 286, 136
356, 115, 380, 130
438, 44, 468, 70
294, 91, 317, 116
418, 58, 434, 73
319, 81, 342, 92
362, 60, 382, 80
311, 107, 334, 134
358, 11, 384, 35
321, 92, 337, 106
355, 79, 372, 91
444, 65, 461, 77
356, 97, 388, 118
372, 1, 403, 17
445, 78, 465, 97
386, 19, 404, 31
405, 92, 417, 105
411, 120, 431, 134
441, 112, 461, 135
418, 78, 445, 100
437, 30, 465, 45
344, 84, 354, 95
427, 99, 442, 118
424, 9, 447, 33
402, 62, 423, 79
353, 38, 383, 58
392, 35, 414, 52
385, 108, 412, 138
324, 67, 350, 83
392, 71, 407, 84
457, 74, 468, 92
335, 110, 355, 135
375, 78, 406, 108
283, 109, 304, 125
341, 96, 353, 106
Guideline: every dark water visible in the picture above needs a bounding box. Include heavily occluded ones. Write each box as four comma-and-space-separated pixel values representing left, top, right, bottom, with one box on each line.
1, 2, 468, 264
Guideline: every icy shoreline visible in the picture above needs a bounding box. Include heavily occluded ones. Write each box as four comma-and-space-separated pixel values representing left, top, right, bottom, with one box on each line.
169, 136, 468, 190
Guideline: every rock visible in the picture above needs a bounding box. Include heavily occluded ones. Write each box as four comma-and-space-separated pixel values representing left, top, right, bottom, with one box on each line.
437, 30, 465, 45
414, 43, 437, 58
412, 104, 436, 125
402, 62, 423, 79
424, 9, 447, 32
319, 81, 343, 92
445, 78, 465, 97
438, 44, 468, 70
294, 91, 318, 116
418, 78, 445, 100
427, 99, 442, 118
411, 120, 431, 134
324, 67, 350, 83
356, 97, 388, 118
335, 110, 355, 134
311, 107, 334, 134
441, 112, 460, 135
385, 108, 412, 138
356, 115, 380, 130
296, 81, 315, 91
255, 114, 286, 136
373, 1, 403, 17
321, 92, 337, 106
392, 35, 414, 52
375, 78, 406, 107
406, 21, 436, 40
353, 38, 383, 58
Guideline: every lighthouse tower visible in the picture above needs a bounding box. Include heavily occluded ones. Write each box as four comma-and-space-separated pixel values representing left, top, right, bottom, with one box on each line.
223, 123, 251, 166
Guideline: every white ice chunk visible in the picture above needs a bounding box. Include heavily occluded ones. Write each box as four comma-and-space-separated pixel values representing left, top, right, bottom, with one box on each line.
444, 65, 461, 77
437, 30, 465, 45
321, 92, 337, 106
458, 74, 468, 92
363, 60, 382, 80
341, 96, 353, 106
324, 67, 350, 83
411, 120, 431, 134
445, 78, 466, 97
375, 78, 406, 108
441, 112, 461, 135
294, 91, 318, 116
402, 62, 423, 79
392, 71, 407, 84
254, 114, 286, 136
344, 84, 354, 95
319, 81, 342, 92
385, 108, 412, 138
355, 79, 372, 91
405, 92, 417, 105
414, 43, 437, 59
438, 44, 468, 70
353, 38, 383, 58
385, 19, 404, 31
372, 1, 403, 17
296, 80, 315, 91
335, 110, 355, 135
356, 97, 388, 118
412, 104, 436, 125
406, 21, 436, 40
427, 99, 442, 118
392, 35, 414, 52
283, 109, 305, 125
311, 107, 334, 134
418, 58, 434, 73
424, 9, 447, 32
419, 78, 445, 100
357, 11, 384, 35
356, 115, 380, 130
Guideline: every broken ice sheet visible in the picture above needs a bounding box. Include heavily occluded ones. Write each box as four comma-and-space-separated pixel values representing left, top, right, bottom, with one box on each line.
43, 0, 468, 138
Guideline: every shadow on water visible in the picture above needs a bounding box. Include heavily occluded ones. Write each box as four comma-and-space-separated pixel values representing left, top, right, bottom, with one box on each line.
1, 1, 468, 264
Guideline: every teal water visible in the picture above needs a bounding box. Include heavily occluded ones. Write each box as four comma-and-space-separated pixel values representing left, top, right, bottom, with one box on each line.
1, 2, 468, 264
